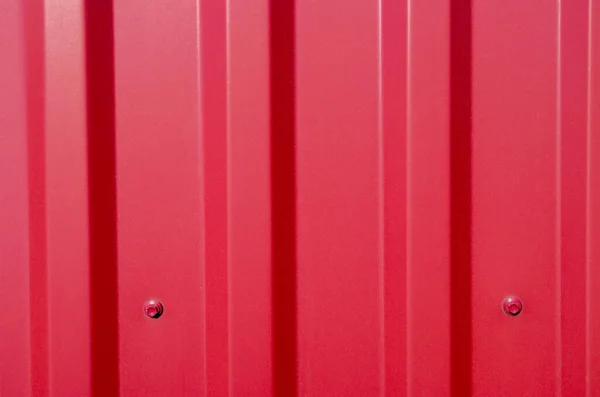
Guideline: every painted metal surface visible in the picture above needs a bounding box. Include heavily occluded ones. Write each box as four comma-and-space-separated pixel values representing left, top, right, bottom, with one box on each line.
1, 0, 600, 396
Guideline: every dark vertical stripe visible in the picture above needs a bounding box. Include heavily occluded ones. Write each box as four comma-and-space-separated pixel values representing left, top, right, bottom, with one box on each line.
270, 0, 298, 395
450, 0, 473, 395
84, 1, 119, 395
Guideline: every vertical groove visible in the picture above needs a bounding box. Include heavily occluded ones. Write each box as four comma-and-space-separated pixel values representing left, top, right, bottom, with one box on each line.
586, 0, 593, 394
270, 0, 298, 395
380, 0, 408, 394
199, 0, 229, 395
559, 0, 590, 392
225, 0, 233, 393
195, 2, 207, 395
405, 0, 413, 394
556, 0, 563, 392
377, 0, 386, 394
381, 0, 408, 393
24, 0, 49, 394
84, 1, 119, 395
449, 0, 472, 395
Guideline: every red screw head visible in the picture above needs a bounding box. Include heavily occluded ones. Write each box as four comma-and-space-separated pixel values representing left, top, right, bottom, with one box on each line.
143, 300, 164, 319
502, 296, 523, 316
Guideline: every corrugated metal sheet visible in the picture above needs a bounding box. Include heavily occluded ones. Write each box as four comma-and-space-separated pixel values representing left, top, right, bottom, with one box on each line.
1, 0, 600, 395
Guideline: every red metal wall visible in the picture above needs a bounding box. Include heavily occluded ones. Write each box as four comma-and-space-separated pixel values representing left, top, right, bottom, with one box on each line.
1, 0, 600, 396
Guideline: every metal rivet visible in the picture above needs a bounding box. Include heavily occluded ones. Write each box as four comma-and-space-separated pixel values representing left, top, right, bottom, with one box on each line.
143, 300, 164, 319
502, 296, 523, 316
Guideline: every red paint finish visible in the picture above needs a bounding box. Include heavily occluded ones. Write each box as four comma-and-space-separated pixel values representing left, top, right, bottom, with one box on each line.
502, 297, 523, 317
382, 0, 408, 394
143, 300, 164, 319
589, 2, 600, 394
296, 1, 381, 396
0, 2, 34, 396
407, 0, 452, 393
2, 0, 600, 396
199, 0, 229, 395
114, 1, 205, 395
228, 0, 274, 394
560, 0, 590, 393
472, 0, 559, 395
45, 1, 92, 395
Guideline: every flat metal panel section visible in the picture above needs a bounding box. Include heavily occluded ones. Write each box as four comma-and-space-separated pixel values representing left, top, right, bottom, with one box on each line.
2, 0, 600, 396
472, 0, 559, 394
114, 1, 205, 395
